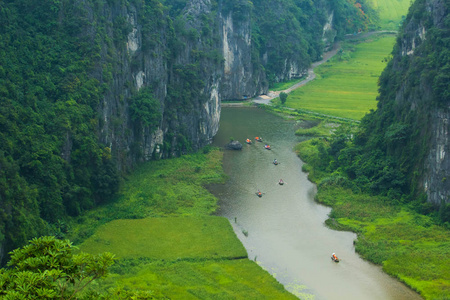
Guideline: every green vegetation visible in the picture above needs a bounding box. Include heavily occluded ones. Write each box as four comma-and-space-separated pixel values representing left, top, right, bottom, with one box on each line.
250, 0, 377, 84
289, 2, 450, 297
270, 78, 303, 91
95, 259, 295, 299
1, 148, 296, 298
295, 120, 342, 137
0, 0, 129, 259
0, 236, 115, 299
279, 92, 288, 104
65, 148, 294, 298
285, 34, 396, 120
68, 148, 226, 243
78, 217, 295, 298
0, 0, 376, 261
79, 217, 247, 260
59, 147, 295, 299
368, 0, 411, 30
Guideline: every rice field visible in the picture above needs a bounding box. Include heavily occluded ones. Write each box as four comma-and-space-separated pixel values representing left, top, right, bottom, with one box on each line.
368, 0, 412, 30
285, 34, 396, 120
79, 217, 247, 260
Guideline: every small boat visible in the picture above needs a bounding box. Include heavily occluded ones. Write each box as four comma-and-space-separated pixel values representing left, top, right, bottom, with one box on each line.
278, 179, 284, 185
246, 138, 252, 144
331, 254, 339, 263
264, 144, 271, 150
255, 137, 263, 142
256, 190, 263, 197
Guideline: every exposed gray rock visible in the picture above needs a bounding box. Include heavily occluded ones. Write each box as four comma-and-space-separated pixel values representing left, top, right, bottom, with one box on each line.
225, 140, 243, 150
72, 0, 334, 171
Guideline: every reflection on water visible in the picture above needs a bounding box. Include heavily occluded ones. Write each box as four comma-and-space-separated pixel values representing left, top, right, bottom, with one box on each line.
209, 107, 421, 300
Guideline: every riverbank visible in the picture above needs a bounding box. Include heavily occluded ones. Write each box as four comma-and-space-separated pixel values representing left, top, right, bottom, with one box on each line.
211, 107, 423, 300
294, 134, 450, 299
70, 148, 297, 298
244, 31, 449, 299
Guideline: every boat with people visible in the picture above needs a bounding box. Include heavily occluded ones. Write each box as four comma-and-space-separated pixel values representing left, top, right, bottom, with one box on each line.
279, 179, 284, 185
265, 144, 271, 150
256, 190, 263, 197
273, 159, 278, 165
331, 253, 339, 263
246, 138, 252, 144
255, 137, 263, 142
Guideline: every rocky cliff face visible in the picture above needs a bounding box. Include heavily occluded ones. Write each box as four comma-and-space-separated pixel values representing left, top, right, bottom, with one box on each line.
93, 0, 332, 168
378, 0, 449, 205
418, 0, 450, 205
220, 10, 267, 99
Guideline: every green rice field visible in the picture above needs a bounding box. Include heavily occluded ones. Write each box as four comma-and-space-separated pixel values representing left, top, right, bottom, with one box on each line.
285, 34, 396, 120
79, 217, 247, 260
368, 0, 411, 30
96, 259, 297, 299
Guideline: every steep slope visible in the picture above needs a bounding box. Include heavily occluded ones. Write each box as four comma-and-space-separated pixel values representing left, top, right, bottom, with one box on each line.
0, 0, 374, 263
356, 0, 449, 206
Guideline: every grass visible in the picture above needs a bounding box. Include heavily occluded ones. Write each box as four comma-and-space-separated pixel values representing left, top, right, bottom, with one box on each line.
368, 0, 411, 30
294, 120, 341, 137
295, 137, 450, 299
69, 148, 296, 298
284, 34, 396, 120
68, 149, 226, 243
270, 78, 303, 91
80, 217, 296, 298
79, 217, 247, 260
93, 259, 297, 299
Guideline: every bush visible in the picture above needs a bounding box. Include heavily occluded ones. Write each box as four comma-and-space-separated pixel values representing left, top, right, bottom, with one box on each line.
280, 92, 288, 104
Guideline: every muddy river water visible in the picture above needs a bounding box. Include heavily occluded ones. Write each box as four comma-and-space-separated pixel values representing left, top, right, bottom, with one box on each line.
209, 107, 421, 300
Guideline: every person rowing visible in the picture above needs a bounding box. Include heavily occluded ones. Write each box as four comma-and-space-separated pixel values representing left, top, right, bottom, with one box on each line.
279, 179, 284, 185
331, 253, 339, 262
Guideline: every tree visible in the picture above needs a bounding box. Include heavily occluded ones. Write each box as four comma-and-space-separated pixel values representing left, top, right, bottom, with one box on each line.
0, 236, 115, 299
279, 92, 288, 104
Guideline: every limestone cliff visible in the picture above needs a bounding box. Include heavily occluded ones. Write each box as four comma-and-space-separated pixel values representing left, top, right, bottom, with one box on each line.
374, 0, 449, 205
92, 0, 334, 168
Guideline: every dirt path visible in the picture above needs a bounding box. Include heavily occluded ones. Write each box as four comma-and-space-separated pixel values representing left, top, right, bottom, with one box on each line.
250, 30, 396, 106
252, 42, 341, 105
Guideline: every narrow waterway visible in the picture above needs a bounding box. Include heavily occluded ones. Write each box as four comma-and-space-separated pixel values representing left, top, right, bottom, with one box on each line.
210, 107, 421, 300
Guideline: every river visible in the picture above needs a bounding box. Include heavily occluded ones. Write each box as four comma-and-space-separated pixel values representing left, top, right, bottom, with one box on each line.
210, 107, 421, 300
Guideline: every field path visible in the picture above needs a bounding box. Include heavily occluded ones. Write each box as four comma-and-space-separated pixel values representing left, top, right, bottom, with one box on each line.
251, 30, 395, 106
252, 42, 341, 105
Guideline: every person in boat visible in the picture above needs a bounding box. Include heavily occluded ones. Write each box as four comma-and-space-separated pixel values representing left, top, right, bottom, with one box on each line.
265, 144, 270, 149
257, 190, 262, 197
332, 253, 338, 261
255, 136, 262, 142
246, 138, 252, 144
273, 159, 278, 164
279, 179, 284, 185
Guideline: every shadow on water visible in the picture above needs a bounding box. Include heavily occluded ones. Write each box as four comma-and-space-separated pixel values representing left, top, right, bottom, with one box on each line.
209, 107, 422, 300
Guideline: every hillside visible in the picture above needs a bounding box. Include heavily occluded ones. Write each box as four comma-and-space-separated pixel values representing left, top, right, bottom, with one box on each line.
0, 0, 375, 263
